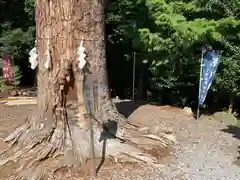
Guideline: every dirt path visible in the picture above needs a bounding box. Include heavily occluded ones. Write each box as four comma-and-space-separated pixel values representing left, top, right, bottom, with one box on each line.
0, 102, 239, 179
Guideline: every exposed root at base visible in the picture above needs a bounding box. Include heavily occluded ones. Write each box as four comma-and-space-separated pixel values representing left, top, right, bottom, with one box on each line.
0, 109, 175, 180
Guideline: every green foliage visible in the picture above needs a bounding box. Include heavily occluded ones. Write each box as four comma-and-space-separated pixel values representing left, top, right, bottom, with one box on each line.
107, 0, 240, 107
0, 27, 35, 58
215, 56, 240, 95
12, 64, 22, 86
0, 0, 35, 89
0, 0, 240, 110
0, 0, 35, 64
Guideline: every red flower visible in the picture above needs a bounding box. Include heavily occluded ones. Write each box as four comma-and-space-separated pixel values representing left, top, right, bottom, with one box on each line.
3, 55, 14, 85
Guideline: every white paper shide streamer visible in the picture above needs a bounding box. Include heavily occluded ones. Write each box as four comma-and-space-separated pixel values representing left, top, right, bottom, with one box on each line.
44, 39, 52, 69
29, 47, 38, 70
77, 38, 87, 69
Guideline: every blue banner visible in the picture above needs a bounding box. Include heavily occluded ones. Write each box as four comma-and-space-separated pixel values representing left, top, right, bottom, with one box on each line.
198, 50, 221, 106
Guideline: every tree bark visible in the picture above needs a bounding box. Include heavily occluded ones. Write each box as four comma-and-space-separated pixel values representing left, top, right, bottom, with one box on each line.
228, 93, 234, 114
0, 1, 173, 179
136, 64, 148, 100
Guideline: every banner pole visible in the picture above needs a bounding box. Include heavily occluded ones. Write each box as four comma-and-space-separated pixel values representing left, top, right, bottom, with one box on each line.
89, 113, 96, 177
90, 82, 97, 177
84, 80, 97, 177
197, 48, 204, 120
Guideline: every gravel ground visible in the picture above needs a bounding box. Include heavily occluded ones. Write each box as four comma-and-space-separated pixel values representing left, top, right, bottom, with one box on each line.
128, 104, 240, 180
173, 120, 240, 180
0, 103, 240, 180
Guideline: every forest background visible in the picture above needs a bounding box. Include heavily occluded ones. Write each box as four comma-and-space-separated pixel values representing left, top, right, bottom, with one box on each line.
0, 0, 240, 114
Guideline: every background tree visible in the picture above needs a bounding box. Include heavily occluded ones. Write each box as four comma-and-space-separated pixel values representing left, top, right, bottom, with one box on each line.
131, 0, 240, 111
0, 0, 35, 86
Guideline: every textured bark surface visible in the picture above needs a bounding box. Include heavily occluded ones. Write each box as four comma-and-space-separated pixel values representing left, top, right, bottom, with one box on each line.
0, 1, 173, 179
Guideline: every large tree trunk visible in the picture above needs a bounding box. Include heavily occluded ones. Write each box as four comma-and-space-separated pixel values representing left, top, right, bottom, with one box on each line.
0, 0, 173, 179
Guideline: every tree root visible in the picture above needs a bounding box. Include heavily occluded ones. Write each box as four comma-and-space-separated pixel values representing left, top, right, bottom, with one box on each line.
0, 105, 175, 180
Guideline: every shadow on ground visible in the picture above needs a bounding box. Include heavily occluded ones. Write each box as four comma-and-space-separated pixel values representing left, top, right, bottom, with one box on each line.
97, 119, 118, 173
221, 126, 240, 166
238, 146, 240, 160
115, 100, 149, 118
233, 146, 240, 167
221, 125, 240, 140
